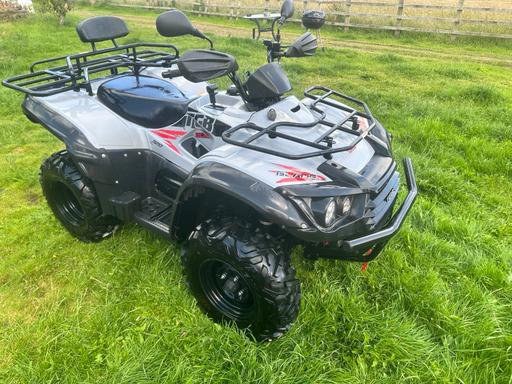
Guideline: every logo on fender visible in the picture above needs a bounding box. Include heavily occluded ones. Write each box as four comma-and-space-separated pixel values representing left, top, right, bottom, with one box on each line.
270, 164, 326, 184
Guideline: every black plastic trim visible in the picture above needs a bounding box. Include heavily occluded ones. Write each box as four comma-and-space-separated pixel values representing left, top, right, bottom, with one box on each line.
292, 158, 416, 261
317, 157, 396, 194
169, 162, 306, 236
22, 97, 186, 221
341, 157, 417, 255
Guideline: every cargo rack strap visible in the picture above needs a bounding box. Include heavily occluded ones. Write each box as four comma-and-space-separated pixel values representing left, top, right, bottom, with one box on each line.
2, 42, 179, 97
222, 86, 376, 160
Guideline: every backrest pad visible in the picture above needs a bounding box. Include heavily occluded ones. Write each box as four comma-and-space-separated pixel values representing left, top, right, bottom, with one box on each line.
76, 16, 129, 43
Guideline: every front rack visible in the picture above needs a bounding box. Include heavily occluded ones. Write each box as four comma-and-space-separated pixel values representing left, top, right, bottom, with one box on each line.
221, 86, 377, 160
2, 42, 179, 97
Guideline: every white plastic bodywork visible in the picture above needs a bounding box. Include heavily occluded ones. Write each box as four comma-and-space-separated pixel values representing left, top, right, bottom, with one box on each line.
30, 68, 376, 188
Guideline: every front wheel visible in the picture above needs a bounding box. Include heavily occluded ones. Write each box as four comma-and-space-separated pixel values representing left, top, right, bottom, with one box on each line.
182, 217, 301, 340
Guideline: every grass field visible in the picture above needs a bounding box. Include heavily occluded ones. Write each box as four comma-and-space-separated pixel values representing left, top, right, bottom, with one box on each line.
1, 6, 512, 383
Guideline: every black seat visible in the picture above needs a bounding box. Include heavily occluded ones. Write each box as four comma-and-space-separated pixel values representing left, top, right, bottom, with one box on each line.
97, 75, 190, 128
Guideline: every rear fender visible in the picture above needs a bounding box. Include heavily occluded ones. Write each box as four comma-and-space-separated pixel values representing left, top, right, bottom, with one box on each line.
23, 96, 131, 217
22, 96, 99, 160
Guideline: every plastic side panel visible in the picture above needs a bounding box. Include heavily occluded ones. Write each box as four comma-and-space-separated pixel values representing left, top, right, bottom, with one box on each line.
27, 90, 149, 150
23, 96, 96, 154
170, 162, 306, 230
199, 144, 333, 189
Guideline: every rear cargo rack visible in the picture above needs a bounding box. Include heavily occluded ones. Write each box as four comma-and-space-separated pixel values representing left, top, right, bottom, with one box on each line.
2, 42, 179, 97
222, 86, 377, 160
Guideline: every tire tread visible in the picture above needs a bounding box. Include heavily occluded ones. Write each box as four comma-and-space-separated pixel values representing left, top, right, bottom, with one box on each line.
183, 217, 300, 340
40, 150, 118, 242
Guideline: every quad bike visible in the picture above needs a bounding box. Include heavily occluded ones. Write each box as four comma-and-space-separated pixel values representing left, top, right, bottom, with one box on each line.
3, 0, 417, 340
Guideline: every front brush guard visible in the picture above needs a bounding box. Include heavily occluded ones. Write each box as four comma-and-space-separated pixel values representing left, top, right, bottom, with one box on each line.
305, 157, 417, 262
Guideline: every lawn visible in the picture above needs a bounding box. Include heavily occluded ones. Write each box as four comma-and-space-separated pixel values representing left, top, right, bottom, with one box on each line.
0, 6, 511, 383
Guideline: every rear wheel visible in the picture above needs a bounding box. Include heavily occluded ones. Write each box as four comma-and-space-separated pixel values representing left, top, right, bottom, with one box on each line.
40, 150, 118, 242
182, 217, 301, 340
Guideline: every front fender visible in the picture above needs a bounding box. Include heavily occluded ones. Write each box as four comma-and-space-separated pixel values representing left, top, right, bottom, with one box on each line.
169, 162, 306, 237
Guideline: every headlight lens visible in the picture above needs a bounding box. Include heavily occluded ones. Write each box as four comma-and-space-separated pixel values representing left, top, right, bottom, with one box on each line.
298, 194, 362, 228
340, 196, 352, 215
325, 199, 337, 226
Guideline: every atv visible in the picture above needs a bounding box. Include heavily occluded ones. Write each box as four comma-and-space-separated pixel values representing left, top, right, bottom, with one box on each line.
3, 0, 417, 340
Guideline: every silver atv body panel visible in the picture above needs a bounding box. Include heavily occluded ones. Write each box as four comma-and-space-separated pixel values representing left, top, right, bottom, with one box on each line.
25, 67, 375, 189
16, 57, 416, 263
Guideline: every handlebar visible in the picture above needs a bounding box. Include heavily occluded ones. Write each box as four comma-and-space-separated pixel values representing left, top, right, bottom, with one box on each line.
162, 68, 181, 79
264, 39, 287, 63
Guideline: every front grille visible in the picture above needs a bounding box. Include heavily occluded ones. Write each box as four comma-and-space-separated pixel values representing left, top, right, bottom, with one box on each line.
360, 156, 396, 194
364, 171, 400, 230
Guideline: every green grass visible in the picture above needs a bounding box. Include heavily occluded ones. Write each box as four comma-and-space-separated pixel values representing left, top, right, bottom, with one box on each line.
1, 8, 512, 384
75, 3, 512, 59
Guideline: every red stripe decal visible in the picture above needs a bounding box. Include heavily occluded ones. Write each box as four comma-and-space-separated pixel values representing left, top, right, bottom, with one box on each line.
195, 131, 210, 139
151, 128, 187, 154
164, 139, 180, 154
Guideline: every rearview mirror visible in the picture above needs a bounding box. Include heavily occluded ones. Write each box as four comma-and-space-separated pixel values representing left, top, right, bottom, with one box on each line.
285, 32, 317, 58
280, 0, 294, 21
156, 10, 213, 48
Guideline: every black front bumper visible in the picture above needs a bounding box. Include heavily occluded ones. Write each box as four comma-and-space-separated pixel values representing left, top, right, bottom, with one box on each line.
305, 158, 417, 262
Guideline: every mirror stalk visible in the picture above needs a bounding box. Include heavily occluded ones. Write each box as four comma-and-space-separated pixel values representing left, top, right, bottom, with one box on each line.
203, 35, 214, 50
228, 72, 251, 108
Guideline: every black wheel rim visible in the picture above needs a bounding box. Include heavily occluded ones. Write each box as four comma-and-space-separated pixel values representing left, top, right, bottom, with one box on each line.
51, 182, 85, 227
199, 259, 256, 321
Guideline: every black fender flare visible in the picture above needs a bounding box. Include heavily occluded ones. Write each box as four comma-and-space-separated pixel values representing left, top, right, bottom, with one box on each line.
169, 161, 306, 238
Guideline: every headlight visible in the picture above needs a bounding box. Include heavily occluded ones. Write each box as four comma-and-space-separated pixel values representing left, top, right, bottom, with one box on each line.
325, 199, 337, 226
340, 196, 352, 215
293, 194, 363, 229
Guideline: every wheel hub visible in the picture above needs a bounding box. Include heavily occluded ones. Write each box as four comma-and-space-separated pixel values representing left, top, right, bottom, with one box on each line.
218, 269, 250, 304
200, 260, 256, 321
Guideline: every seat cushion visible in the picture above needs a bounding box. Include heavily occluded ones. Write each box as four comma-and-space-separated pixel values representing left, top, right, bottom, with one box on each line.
97, 75, 190, 128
